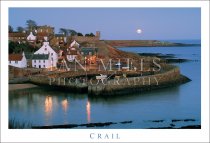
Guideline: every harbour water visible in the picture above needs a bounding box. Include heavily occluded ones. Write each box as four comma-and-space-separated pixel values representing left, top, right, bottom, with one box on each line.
9, 40, 201, 129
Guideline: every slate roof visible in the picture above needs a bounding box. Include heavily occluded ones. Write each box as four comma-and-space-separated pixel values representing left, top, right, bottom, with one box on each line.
32, 54, 49, 60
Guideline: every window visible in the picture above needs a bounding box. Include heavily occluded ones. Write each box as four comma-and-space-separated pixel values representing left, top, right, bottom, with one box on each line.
34, 65, 36, 68
43, 65, 45, 68
51, 53, 53, 56
34, 60, 36, 63
15, 61, 18, 64
39, 60, 40, 63
43, 60, 45, 63
45, 48, 47, 51
9, 61, 11, 64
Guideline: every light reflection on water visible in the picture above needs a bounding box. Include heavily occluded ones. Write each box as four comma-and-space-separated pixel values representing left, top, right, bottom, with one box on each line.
86, 101, 91, 123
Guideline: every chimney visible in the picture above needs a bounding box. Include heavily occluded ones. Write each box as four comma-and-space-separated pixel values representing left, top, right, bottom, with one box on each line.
96, 31, 100, 38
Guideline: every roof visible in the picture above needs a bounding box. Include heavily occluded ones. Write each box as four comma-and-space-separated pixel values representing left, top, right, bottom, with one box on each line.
81, 47, 98, 52
25, 53, 34, 60
36, 32, 49, 37
9, 54, 23, 61
69, 50, 78, 55
32, 54, 49, 60
37, 25, 54, 29
55, 34, 65, 37
9, 32, 26, 37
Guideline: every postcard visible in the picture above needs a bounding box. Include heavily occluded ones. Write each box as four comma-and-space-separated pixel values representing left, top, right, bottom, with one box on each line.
1, 0, 209, 142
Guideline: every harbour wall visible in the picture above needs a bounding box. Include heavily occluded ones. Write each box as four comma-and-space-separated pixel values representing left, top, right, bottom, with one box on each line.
29, 66, 190, 97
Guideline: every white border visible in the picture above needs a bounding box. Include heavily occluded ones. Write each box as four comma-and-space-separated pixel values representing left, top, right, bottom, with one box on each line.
1, 1, 209, 142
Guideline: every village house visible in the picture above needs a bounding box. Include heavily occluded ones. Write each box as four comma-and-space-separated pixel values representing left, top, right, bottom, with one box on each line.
9, 32, 27, 43
32, 41, 58, 68
70, 40, 80, 48
66, 40, 80, 62
50, 34, 67, 46
81, 47, 98, 64
9, 52, 27, 68
32, 54, 50, 68
27, 32, 36, 43
66, 49, 78, 62
36, 25, 54, 43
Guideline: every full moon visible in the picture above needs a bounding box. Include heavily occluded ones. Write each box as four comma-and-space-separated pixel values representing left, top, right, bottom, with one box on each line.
136, 29, 142, 34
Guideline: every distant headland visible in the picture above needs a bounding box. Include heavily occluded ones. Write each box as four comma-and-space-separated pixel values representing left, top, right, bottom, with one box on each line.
104, 40, 200, 47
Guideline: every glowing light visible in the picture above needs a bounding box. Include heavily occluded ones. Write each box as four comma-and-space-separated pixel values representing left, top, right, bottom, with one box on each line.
86, 101, 91, 123
61, 99, 68, 112
136, 29, 142, 34
45, 96, 53, 114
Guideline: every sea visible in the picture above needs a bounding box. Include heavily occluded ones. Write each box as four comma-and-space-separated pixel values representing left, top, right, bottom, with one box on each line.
9, 40, 201, 129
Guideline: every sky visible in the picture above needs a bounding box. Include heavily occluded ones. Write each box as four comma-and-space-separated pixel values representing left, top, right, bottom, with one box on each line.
9, 8, 201, 40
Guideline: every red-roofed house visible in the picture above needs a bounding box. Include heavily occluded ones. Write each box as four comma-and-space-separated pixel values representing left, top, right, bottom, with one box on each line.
9, 32, 27, 43
9, 52, 27, 68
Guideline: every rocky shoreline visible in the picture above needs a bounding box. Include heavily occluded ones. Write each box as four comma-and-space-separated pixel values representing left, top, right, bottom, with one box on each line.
31, 118, 200, 129
105, 40, 200, 47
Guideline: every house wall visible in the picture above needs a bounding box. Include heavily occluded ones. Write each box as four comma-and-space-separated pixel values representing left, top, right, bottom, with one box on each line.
32, 59, 51, 68
9, 57, 27, 68
66, 55, 77, 62
34, 42, 58, 67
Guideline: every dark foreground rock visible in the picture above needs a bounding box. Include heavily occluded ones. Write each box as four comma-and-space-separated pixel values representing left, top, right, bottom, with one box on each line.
32, 120, 132, 129
148, 125, 201, 129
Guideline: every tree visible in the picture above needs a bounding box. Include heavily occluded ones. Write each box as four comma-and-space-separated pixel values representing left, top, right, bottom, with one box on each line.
59, 28, 77, 36
59, 28, 68, 36
89, 33, 95, 37
68, 29, 77, 36
17, 26, 25, 33
9, 25, 13, 32
26, 19, 37, 31
77, 32, 83, 36
85, 33, 95, 37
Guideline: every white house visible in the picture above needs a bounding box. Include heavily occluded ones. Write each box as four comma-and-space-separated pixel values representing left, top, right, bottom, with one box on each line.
32, 54, 51, 68
27, 32, 36, 42
70, 40, 80, 48
32, 42, 58, 68
66, 49, 78, 62
9, 52, 27, 68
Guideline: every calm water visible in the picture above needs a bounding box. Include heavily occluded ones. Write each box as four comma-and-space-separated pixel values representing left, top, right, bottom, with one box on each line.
9, 40, 201, 128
